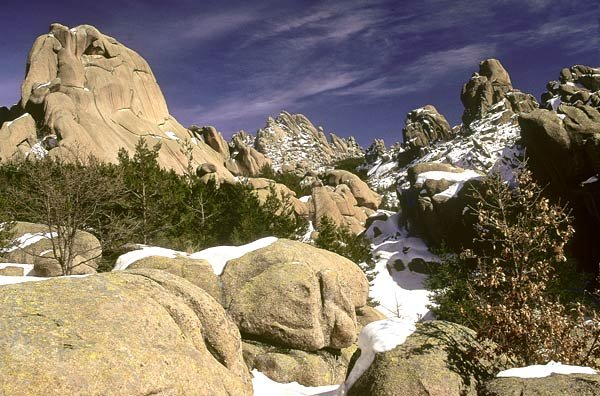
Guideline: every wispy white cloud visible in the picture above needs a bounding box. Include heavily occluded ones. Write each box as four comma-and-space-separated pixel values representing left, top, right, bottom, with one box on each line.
179, 70, 362, 127
336, 44, 497, 97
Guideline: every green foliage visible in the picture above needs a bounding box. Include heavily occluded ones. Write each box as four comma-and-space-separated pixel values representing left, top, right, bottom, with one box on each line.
428, 169, 600, 366
256, 165, 310, 197
333, 157, 368, 181
315, 216, 375, 280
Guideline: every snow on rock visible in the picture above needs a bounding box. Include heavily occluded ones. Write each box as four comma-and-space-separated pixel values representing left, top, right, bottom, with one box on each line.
497, 361, 597, 378
252, 370, 338, 396
113, 246, 182, 271
339, 317, 417, 395
114, 237, 279, 275
191, 237, 278, 275
365, 212, 438, 320
0, 232, 57, 253
164, 131, 180, 141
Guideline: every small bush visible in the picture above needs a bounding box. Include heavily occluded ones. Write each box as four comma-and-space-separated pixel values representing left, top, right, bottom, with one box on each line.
429, 169, 600, 366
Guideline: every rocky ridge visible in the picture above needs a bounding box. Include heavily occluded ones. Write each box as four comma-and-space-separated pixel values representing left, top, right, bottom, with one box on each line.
251, 111, 364, 173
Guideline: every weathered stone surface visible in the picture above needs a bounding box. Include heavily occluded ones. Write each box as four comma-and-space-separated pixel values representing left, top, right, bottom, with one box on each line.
196, 162, 218, 177
461, 59, 514, 126
243, 340, 351, 386
322, 169, 381, 210
348, 321, 479, 396
233, 146, 272, 177
483, 374, 600, 396
0, 266, 24, 276
403, 105, 453, 152
195, 125, 230, 160
128, 255, 222, 303
11, 24, 232, 177
520, 66, 600, 275
0, 113, 38, 161
311, 184, 367, 234
0, 270, 252, 395
4, 222, 101, 275
221, 239, 369, 351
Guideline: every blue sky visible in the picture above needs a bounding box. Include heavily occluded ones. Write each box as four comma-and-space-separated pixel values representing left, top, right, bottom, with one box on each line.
0, 0, 598, 145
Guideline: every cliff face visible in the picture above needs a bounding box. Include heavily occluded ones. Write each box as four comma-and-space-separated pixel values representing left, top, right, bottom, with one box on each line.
0, 23, 232, 178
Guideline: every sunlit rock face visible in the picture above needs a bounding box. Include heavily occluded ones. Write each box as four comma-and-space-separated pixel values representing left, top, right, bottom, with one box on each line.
1, 23, 232, 178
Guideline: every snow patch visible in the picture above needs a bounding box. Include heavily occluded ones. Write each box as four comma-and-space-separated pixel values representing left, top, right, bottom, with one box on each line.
252, 370, 338, 396
1, 232, 57, 253
0, 263, 34, 275
113, 246, 181, 271
340, 318, 416, 394
497, 361, 597, 378
164, 131, 179, 141
191, 237, 278, 275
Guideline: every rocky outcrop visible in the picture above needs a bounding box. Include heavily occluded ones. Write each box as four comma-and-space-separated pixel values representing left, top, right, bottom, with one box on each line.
402, 163, 482, 247
322, 170, 381, 210
0, 270, 252, 395
461, 59, 514, 126
1, 23, 232, 177
483, 374, 600, 396
519, 64, 600, 274
253, 111, 364, 172
190, 125, 230, 161
348, 321, 480, 396
221, 239, 369, 351
3, 221, 101, 276
0, 113, 39, 160
403, 105, 453, 154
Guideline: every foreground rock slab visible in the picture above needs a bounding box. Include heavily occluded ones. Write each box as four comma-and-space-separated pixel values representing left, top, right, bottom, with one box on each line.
483, 374, 600, 396
0, 269, 252, 396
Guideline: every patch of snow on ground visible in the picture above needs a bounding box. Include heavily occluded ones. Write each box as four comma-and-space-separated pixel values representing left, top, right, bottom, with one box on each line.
497, 361, 597, 378
339, 317, 417, 395
365, 212, 438, 320
252, 370, 338, 396
190, 236, 278, 275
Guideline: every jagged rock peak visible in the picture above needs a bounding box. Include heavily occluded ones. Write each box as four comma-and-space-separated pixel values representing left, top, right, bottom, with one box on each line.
461, 59, 537, 129
403, 105, 452, 151
461, 59, 513, 126
0, 23, 232, 179
254, 110, 364, 173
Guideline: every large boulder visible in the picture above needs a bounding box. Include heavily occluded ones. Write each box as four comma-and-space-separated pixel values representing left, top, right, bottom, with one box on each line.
127, 255, 222, 303
348, 321, 480, 396
0, 269, 252, 395
483, 374, 600, 396
3, 221, 101, 276
221, 239, 369, 351
519, 65, 600, 274
8, 23, 232, 177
